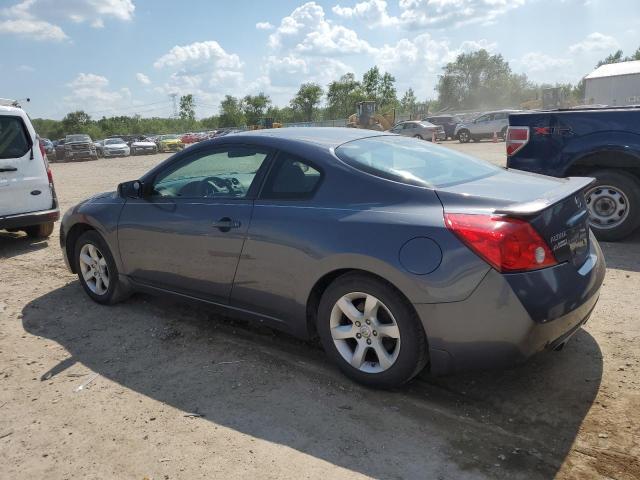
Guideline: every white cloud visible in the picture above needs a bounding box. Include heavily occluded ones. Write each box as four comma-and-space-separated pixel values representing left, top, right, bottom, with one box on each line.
0, 18, 67, 41
256, 21, 274, 30
0, 0, 135, 41
332, 0, 526, 29
519, 52, 572, 72
332, 0, 398, 27
568, 32, 619, 54
268, 2, 373, 55
16, 64, 35, 71
154, 40, 243, 70
136, 72, 151, 85
65, 73, 131, 113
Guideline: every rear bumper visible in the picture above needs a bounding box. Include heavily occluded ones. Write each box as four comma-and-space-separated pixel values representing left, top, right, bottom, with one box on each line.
0, 208, 60, 230
415, 233, 606, 375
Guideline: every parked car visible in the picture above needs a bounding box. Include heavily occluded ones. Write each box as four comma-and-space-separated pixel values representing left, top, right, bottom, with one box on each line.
131, 137, 158, 155
156, 134, 184, 153
94, 140, 105, 157
454, 110, 519, 143
0, 102, 59, 238
53, 138, 65, 161
40, 137, 54, 155
61, 134, 98, 161
181, 133, 200, 144
102, 138, 130, 157
507, 106, 640, 241
423, 115, 461, 140
388, 120, 446, 141
60, 128, 605, 388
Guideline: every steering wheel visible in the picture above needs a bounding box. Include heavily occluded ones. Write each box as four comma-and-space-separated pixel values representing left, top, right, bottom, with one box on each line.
201, 176, 234, 197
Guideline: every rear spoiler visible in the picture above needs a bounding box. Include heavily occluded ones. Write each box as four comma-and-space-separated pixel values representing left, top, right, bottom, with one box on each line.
493, 177, 595, 216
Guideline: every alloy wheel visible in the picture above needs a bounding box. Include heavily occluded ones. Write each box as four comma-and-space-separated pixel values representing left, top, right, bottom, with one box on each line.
586, 185, 630, 229
79, 243, 110, 295
329, 292, 401, 373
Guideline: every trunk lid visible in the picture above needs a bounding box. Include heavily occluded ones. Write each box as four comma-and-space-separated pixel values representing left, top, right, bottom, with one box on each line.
436, 169, 593, 267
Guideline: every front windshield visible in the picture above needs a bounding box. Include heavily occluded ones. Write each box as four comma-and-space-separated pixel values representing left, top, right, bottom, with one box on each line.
105, 138, 123, 145
335, 135, 500, 188
66, 134, 91, 143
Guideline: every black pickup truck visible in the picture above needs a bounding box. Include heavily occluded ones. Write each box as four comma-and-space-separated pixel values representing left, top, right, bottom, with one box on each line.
507, 107, 640, 241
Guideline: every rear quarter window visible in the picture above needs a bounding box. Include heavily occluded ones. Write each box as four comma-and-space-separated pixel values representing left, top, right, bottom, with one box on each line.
335, 135, 500, 188
0, 116, 31, 159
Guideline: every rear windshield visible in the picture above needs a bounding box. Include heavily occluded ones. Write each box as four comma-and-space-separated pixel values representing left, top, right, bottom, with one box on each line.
335, 135, 499, 188
66, 134, 91, 143
0, 116, 31, 159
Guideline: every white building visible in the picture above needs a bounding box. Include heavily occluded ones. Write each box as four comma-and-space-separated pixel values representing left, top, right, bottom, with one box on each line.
584, 60, 640, 106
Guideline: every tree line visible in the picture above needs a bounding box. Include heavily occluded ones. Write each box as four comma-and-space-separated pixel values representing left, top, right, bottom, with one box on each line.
33, 46, 640, 140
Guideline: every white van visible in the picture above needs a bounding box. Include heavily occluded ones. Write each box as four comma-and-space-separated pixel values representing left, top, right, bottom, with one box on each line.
0, 100, 59, 238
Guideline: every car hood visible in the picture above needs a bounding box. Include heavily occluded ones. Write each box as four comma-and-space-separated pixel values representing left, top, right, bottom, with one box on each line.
105, 143, 128, 148
160, 138, 182, 143
132, 141, 155, 147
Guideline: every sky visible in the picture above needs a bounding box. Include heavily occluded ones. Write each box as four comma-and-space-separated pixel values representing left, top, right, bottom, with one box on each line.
1, 0, 639, 120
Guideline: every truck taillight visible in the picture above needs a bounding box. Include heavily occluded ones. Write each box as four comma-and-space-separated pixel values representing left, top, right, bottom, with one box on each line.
39, 141, 46, 159
506, 126, 529, 156
47, 167, 54, 186
445, 213, 557, 272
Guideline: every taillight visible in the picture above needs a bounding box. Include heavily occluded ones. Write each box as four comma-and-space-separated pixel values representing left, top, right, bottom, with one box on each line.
47, 166, 54, 186
506, 126, 529, 156
445, 213, 557, 272
39, 140, 47, 158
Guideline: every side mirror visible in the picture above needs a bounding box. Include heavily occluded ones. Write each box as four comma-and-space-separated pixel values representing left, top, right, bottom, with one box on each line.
118, 180, 144, 198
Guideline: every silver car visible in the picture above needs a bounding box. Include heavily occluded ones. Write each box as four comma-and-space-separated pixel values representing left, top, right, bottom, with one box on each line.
389, 120, 446, 141
454, 110, 519, 143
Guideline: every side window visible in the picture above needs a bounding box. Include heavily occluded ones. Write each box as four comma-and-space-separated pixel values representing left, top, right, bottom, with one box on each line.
403, 123, 414, 130
152, 146, 270, 199
476, 115, 489, 123
493, 112, 507, 120
261, 153, 322, 200
0, 116, 31, 159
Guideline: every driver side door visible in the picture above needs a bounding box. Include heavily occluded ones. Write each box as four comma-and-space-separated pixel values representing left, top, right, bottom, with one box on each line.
117, 144, 273, 303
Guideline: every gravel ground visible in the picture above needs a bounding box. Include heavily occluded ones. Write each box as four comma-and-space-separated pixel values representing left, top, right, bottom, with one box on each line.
1, 139, 639, 479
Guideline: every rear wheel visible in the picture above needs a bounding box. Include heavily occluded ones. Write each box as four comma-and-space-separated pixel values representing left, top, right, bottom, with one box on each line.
585, 170, 640, 241
24, 222, 54, 239
457, 130, 470, 143
317, 273, 428, 388
74, 230, 130, 304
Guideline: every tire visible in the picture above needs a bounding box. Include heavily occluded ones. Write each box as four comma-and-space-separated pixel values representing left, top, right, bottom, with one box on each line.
413, 134, 423, 140
457, 130, 470, 143
73, 230, 131, 304
585, 169, 640, 241
24, 222, 54, 239
317, 273, 428, 389
500, 126, 507, 140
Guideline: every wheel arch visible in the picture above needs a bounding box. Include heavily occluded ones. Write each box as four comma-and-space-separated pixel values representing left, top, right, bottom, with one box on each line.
305, 268, 425, 341
565, 150, 640, 181
64, 223, 97, 273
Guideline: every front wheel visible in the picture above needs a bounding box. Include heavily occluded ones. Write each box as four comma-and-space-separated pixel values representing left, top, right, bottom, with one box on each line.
317, 273, 428, 388
457, 130, 470, 143
413, 134, 423, 140
24, 222, 54, 239
74, 230, 130, 304
585, 170, 640, 241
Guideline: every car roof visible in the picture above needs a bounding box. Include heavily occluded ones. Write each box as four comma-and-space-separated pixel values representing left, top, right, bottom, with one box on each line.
231, 127, 387, 148
0, 105, 26, 117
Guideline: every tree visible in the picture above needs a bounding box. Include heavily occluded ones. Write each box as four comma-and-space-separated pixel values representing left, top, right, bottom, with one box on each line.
326, 73, 365, 118
179, 94, 195, 121
362, 66, 382, 100
242, 93, 271, 125
62, 110, 92, 133
218, 95, 245, 127
290, 83, 323, 122
400, 88, 417, 113
378, 72, 398, 111
596, 46, 640, 67
436, 49, 524, 110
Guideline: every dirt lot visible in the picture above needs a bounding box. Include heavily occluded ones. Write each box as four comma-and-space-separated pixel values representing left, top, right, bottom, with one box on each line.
1, 140, 639, 479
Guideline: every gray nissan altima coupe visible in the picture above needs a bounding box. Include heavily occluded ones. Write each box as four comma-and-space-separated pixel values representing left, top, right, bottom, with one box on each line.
60, 128, 605, 388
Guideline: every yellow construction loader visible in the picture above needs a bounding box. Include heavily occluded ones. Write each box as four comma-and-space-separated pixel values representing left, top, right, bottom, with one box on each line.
347, 101, 394, 131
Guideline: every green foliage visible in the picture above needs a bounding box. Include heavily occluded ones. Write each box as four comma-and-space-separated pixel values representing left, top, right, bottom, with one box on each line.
326, 73, 365, 118
290, 83, 323, 121
179, 94, 196, 121
596, 46, 640, 67
400, 88, 417, 113
219, 95, 245, 127
242, 93, 271, 125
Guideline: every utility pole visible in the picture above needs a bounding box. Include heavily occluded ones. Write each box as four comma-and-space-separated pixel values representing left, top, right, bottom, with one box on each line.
169, 93, 178, 118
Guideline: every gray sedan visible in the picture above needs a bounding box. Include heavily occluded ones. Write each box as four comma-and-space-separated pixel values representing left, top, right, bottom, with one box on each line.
389, 120, 446, 141
60, 128, 605, 388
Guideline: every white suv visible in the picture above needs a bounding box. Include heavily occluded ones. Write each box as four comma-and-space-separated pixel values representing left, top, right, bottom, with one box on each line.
0, 100, 59, 238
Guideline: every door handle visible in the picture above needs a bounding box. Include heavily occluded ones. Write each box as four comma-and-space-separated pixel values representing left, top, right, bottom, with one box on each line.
212, 217, 241, 232
0, 167, 18, 172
